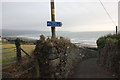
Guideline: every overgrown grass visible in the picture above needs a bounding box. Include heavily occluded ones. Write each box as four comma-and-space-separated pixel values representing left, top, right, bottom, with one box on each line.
1, 44, 35, 66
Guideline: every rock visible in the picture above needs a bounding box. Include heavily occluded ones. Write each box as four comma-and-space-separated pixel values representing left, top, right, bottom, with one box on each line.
49, 58, 60, 67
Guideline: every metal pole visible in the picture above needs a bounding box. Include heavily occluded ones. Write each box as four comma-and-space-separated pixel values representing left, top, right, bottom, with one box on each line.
50, 0, 56, 38
116, 26, 118, 35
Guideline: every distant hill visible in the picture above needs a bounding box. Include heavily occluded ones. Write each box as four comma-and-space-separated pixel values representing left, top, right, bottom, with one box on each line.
2, 29, 72, 37
2, 29, 50, 37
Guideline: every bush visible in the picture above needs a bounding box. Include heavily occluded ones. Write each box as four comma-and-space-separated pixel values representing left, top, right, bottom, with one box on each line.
96, 37, 106, 49
97, 34, 120, 49
40, 35, 45, 41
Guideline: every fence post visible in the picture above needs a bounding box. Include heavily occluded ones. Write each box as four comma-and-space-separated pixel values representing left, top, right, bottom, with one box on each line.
35, 59, 40, 78
15, 38, 22, 61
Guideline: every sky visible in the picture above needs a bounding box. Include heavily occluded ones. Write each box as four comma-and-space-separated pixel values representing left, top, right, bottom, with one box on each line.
1, 0, 119, 32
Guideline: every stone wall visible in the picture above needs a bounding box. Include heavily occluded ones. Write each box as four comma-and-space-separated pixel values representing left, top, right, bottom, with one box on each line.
33, 38, 97, 78
98, 40, 120, 74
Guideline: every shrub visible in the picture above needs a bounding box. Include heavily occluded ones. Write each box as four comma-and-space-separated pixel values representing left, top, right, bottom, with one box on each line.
40, 35, 45, 41
97, 34, 120, 49
59, 36, 70, 43
96, 37, 106, 49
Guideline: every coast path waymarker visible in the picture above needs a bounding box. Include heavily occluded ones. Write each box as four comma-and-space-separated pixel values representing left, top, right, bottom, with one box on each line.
47, 21, 62, 27
48, 0, 62, 38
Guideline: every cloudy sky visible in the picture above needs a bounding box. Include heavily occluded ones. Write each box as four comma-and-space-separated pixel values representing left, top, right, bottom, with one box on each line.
1, 0, 119, 32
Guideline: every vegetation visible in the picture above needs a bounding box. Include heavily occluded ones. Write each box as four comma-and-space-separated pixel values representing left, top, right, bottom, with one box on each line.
2, 35, 99, 78
96, 34, 120, 49
97, 34, 120, 76
1, 44, 35, 66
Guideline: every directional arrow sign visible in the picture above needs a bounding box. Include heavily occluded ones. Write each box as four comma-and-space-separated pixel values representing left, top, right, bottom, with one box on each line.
47, 21, 62, 27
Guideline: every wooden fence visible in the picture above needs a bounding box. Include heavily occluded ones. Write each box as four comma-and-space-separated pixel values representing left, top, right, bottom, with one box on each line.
0, 43, 16, 66
15, 38, 31, 61
1, 38, 33, 66
2, 38, 37, 78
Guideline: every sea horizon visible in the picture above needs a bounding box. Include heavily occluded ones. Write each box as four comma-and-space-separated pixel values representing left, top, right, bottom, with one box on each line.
2, 29, 115, 45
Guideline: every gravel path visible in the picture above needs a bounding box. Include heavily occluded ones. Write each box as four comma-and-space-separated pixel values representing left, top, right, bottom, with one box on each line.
71, 58, 117, 79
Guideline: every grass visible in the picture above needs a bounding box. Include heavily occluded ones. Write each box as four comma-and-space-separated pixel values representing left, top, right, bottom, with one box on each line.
0, 44, 35, 66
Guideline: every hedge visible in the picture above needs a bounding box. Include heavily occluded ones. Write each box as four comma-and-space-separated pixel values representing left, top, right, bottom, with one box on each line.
96, 34, 120, 49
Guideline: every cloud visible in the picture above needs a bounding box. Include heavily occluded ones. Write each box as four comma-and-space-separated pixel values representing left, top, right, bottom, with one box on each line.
1, 0, 119, 2
2, 1, 118, 31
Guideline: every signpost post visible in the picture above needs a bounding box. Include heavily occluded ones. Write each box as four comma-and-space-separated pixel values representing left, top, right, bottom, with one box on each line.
116, 26, 118, 35
118, 1, 120, 33
50, 0, 56, 38
48, 0, 62, 38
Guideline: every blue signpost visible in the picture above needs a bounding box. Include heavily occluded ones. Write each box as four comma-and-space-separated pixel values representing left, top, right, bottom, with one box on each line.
49, 0, 62, 38
47, 21, 62, 27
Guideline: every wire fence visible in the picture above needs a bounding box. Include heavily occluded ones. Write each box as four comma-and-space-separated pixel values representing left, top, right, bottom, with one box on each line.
2, 42, 36, 78
1, 41, 35, 66
1, 43, 16, 66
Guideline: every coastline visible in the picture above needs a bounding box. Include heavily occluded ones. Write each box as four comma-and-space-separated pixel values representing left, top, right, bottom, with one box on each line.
74, 43, 97, 48
2, 36, 36, 42
2, 36, 97, 48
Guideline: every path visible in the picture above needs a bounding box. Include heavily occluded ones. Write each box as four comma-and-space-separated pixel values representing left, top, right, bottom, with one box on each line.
71, 58, 116, 78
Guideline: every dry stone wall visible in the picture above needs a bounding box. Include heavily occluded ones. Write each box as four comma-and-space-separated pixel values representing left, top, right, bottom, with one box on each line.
33, 38, 97, 78
98, 41, 120, 74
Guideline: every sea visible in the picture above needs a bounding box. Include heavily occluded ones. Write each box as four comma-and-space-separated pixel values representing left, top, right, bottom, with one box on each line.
2, 29, 115, 45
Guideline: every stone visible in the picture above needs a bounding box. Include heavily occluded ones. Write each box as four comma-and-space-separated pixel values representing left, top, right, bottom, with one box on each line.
49, 58, 60, 67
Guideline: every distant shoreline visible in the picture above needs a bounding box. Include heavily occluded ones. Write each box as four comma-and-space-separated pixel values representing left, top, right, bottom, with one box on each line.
1, 36, 97, 48
74, 43, 97, 48
2, 29, 115, 45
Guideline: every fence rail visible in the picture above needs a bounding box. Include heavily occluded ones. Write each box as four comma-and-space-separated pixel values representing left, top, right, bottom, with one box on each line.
0, 43, 15, 45
1, 45, 16, 65
2, 61, 16, 66
3, 56, 16, 60
0, 47, 16, 50
0, 51, 16, 54
1, 39, 33, 66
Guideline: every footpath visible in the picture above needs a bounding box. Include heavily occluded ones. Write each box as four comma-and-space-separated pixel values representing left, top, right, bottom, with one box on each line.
71, 58, 117, 79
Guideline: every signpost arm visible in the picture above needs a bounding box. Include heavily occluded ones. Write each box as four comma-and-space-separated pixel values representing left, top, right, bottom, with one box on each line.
51, 0, 56, 38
